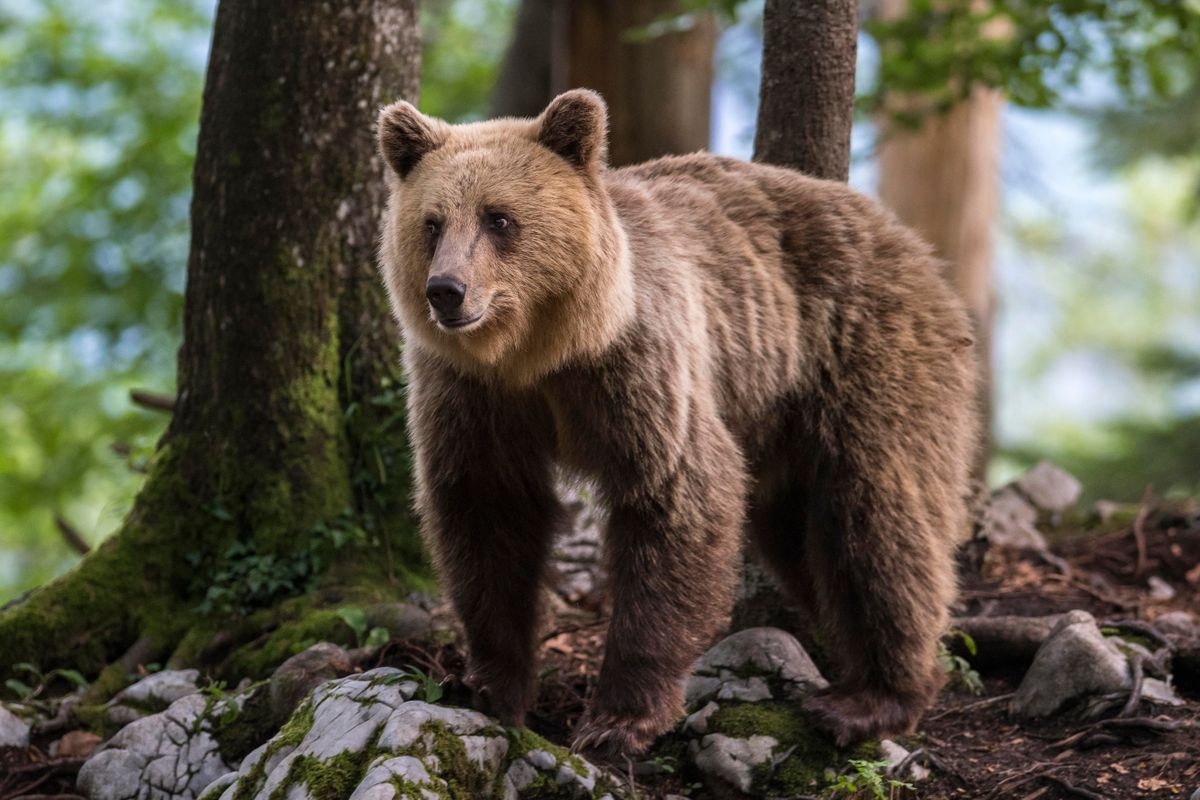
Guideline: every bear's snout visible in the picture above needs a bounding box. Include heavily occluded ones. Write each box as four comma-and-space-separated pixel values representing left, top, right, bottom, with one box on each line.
426, 275, 466, 319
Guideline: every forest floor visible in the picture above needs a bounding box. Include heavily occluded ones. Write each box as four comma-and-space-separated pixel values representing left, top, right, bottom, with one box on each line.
2, 496, 1198, 799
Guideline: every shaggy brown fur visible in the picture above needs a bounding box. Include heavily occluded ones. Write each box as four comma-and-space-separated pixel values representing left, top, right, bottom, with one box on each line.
375, 90, 978, 755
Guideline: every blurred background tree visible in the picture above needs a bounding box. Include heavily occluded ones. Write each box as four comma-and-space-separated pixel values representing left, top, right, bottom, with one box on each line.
2, 0, 1198, 606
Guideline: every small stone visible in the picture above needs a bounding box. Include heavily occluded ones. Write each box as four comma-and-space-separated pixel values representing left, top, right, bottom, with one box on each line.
683, 701, 719, 735
1140, 678, 1184, 707
1155, 611, 1200, 638
691, 733, 778, 793
525, 747, 558, 771
1013, 462, 1083, 513
1147, 576, 1177, 601
880, 739, 929, 781
49, 730, 101, 759
687, 627, 826, 708
0, 705, 30, 749
365, 602, 433, 639
1012, 610, 1130, 718
980, 488, 1047, 551
1189, 786, 1200, 800
268, 642, 352, 725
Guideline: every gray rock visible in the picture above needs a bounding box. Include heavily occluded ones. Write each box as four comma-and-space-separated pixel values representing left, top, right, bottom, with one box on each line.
880, 739, 929, 781
365, 602, 433, 640
1190, 786, 1200, 800
1147, 576, 1177, 601
686, 627, 827, 708
107, 669, 202, 725
1012, 610, 1131, 718
1156, 611, 1200, 639
0, 705, 30, 749
683, 701, 720, 736
690, 733, 778, 793
980, 488, 1047, 551
268, 642, 352, 726
214, 670, 619, 799
78, 692, 236, 800
1013, 462, 1083, 513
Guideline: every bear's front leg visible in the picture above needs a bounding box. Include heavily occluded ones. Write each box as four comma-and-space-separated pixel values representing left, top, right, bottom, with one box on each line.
407, 353, 562, 726
573, 413, 745, 757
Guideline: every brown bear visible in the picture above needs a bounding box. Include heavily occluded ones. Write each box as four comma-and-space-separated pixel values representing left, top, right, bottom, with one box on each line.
375, 89, 978, 756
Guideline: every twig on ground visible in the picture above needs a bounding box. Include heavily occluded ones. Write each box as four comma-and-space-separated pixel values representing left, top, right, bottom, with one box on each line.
1132, 488, 1152, 578
1048, 716, 1194, 751
926, 692, 1014, 721
1119, 652, 1145, 718
1043, 773, 1107, 800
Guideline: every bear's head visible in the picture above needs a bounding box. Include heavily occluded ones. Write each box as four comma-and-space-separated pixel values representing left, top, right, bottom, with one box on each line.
376, 89, 634, 386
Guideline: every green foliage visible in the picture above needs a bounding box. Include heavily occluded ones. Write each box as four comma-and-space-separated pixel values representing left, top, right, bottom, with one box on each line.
864, 1, 1200, 115
0, 0, 211, 601
826, 759, 914, 800
334, 606, 390, 650
938, 630, 983, 695
420, 0, 516, 121
187, 511, 366, 617
4, 660, 88, 701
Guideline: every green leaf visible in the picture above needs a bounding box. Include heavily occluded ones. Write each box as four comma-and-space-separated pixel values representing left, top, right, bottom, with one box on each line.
365, 627, 390, 649
51, 668, 88, 688
336, 606, 369, 641
5, 679, 32, 698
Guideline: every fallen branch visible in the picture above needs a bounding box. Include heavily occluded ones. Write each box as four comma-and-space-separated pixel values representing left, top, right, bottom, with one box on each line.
1048, 716, 1194, 751
1118, 652, 1145, 718
1043, 774, 1107, 800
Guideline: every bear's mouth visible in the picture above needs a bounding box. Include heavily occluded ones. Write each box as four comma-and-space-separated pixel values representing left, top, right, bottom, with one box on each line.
436, 312, 485, 331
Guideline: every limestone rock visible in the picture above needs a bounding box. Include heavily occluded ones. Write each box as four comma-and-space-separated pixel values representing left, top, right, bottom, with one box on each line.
78, 692, 237, 800
690, 733, 778, 794
106, 669, 202, 726
1156, 611, 1200, 639
1012, 610, 1130, 718
0, 704, 30, 749
1013, 462, 1083, 513
686, 627, 827, 708
267, 642, 352, 726
211, 668, 619, 800
979, 488, 1047, 551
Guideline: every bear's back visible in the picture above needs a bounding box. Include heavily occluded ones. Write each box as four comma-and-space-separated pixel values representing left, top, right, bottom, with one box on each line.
602, 153, 966, 450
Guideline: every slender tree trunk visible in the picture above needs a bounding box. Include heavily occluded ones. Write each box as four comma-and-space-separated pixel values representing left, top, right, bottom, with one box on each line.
876, 0, 1002, 476
754, 0, 859, 180
491, 0, 554, 117
732, 0, 860, 633
553, 0, 715, 166
0, 0, 426, 684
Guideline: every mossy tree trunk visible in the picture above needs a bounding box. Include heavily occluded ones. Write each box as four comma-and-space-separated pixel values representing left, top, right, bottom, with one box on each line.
0, 0, 427, 688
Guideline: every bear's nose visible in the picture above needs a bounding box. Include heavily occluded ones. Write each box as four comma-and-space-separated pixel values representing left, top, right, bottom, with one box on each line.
425, 276, 465, 314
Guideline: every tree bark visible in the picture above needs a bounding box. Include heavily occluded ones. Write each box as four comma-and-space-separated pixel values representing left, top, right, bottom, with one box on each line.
491, 0, 554, 118
754, 0, 859, 180
732, 0, 860, 635
554, 0, 715, 166
0, 0, 425, 683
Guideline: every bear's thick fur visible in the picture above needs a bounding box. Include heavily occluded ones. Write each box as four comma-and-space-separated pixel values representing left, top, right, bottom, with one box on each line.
375, 90, 978, 755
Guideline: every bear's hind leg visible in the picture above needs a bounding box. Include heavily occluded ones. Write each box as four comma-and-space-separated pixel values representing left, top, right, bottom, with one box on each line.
797, 450, 961, 746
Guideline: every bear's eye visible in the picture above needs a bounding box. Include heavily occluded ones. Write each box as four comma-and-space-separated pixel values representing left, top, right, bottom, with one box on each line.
424, 218, 442, 239
485, 212, 511, 232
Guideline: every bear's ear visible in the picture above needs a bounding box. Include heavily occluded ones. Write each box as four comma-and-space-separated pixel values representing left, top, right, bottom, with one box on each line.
377, 101, 447, 179
535, 89, 608, 170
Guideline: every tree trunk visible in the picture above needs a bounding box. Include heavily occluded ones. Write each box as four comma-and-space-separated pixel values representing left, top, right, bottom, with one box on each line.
553, 0, 715, 166
491, 0, 554, 117
732, 0, 860, 634
754, 0, 859, 180
0, 0, 426, 687
876, 0, 1002, 473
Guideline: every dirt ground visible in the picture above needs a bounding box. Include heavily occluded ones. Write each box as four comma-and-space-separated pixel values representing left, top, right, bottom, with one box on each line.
3, 499, 1198, 800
